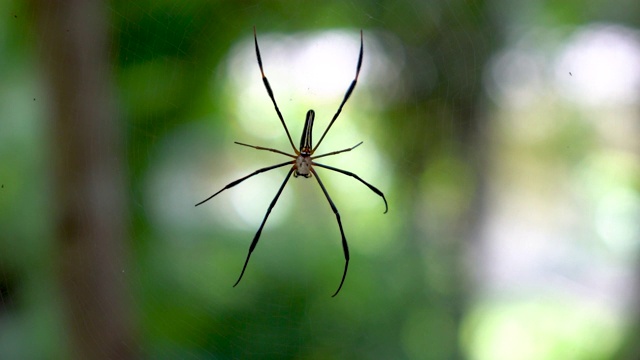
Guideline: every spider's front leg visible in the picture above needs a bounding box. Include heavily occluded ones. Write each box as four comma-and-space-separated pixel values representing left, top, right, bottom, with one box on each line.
234, 167, 295, 287
309, 167, 349, 297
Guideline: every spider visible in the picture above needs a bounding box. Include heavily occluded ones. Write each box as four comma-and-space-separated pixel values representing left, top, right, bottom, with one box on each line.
196, 27, 388, 297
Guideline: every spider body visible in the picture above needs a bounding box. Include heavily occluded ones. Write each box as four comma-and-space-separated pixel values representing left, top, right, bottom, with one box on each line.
294, 110, 315, 177
197, 28, 387, 297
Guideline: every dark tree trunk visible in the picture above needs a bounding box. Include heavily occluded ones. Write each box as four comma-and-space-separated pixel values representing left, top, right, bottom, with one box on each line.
34, 1, 136, 358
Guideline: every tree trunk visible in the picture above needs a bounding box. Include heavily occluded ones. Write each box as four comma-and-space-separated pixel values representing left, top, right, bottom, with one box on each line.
34, 1, 136, 358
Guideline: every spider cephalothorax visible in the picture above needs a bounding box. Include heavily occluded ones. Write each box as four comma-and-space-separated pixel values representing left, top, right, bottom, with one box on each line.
197, 27, 387, 297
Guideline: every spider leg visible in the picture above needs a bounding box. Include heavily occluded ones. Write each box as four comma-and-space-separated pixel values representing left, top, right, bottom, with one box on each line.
234, 141, 297, 158
311, 141, 363, 160
310, 168, 349, 297
312, 162, 388, 214
195, 160, 293, 207
253, 27, 297, 152
313, 30, 364, 153
234, 167, 295, 287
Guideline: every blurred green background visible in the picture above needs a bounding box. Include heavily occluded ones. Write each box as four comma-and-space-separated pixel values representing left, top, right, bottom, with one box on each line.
1, 0, 639, 358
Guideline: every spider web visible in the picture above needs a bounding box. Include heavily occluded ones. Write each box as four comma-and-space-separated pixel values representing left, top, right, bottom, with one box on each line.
1, 0, 639, 359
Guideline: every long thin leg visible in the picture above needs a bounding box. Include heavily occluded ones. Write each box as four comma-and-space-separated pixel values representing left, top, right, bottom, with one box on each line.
311, 141, 363, 160
313, 162, 388, 214
234, 167, 295, 287
310, 168, 349, 297
195, 160, 293, 207
313, 30, 364, 153
234, 141, 297, 158
253, 27, 297, 152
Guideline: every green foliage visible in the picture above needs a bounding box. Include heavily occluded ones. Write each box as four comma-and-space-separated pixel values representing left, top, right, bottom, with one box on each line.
1, 0, 638, 358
